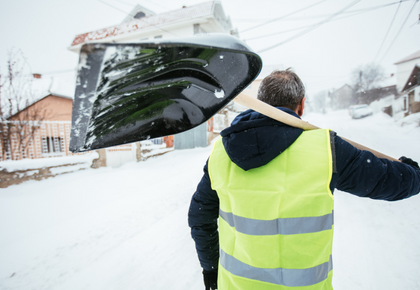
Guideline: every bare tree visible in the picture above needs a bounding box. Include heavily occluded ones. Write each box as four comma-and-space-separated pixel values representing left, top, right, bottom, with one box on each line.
351, 63, 385, 104
0, 49, 48, 161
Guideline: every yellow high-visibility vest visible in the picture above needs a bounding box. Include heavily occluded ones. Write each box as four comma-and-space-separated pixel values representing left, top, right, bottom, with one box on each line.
208, 129, 334, 289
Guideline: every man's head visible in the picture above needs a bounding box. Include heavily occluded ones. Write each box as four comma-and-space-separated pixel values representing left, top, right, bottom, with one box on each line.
257, 68, 306, 115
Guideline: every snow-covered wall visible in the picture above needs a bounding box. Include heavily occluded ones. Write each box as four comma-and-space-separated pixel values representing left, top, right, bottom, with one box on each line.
0, 153, 99, 188
369, 94, 407, 120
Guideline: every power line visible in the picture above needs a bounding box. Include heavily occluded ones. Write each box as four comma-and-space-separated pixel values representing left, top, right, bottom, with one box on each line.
373, 1, 403, 62
409, 13, 420, 26
379, 0, 419, 62
235, 0, 410, 22
139, 0, 170, 11
111, 0, 168, 11
244, 26, 308, 42
257, 0, 361, 54
409, 19, 420, 26
244, 0, 410, 42
111, 0, 137, 7
240, 0, 327, 34
98, 0, 131, 15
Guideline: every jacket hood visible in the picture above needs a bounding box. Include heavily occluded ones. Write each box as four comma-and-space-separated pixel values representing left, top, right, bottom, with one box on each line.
220, 107, 303, 171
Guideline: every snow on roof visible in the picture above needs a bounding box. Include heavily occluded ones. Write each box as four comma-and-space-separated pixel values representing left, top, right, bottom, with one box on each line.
13, 72, 77, 118
49, 73, 76, 98
380, 73, 397, 88
70, 1, 215, 47
3, 71, 76, 119
394, 49, 420, 65
31, 72, 76, 100
30, 76, 52, 100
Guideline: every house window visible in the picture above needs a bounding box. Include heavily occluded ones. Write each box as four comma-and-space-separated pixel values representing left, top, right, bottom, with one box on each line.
194, 24, 200, 34
42, 137, 63, 154
134, 12, 146, 19
194, 23, 207, 35
154, 35, 162, 39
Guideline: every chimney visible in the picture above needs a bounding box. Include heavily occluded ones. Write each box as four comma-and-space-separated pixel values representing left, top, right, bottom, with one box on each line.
33, 73, 42, 79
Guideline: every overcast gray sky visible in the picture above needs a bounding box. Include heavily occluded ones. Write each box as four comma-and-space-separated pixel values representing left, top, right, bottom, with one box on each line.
1, 0, 419, 97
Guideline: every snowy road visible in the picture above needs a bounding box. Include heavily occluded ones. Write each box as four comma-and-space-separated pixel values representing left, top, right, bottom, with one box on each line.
1, 110, 420, 290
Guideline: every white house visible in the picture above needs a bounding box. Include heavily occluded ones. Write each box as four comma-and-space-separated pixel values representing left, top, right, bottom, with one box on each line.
394, 50, 420, 117
394, 49, 420, 92
68, 1, 238, 53
401, 64, 420, 115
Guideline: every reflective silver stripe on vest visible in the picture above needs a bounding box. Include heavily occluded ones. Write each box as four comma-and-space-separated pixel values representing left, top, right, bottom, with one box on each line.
220, 249, 333, 287
219, 209, 333, 236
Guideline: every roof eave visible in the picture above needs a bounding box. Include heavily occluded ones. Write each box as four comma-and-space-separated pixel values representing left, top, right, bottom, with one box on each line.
401, 64, 420, 93
68, 14, 216, 53
394, 50, 420, 65
7, 93, 73, 120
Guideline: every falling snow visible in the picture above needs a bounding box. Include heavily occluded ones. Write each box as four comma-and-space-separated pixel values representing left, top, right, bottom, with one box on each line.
1, 109, 420, 290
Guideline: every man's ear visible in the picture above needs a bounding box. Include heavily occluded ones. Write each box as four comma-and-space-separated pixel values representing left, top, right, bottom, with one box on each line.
297, 97, 306, 117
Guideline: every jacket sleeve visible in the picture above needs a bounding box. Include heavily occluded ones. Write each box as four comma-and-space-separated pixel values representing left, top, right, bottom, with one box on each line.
188, 159, 220, 272
333, 133, 420, 201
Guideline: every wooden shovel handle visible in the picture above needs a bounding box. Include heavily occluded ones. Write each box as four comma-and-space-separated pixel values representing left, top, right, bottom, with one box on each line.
234, 93, 400, 162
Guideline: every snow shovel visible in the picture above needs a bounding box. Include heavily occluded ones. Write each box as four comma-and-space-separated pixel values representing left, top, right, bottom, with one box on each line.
69, 34, 262, 153
69, 34, 398, 162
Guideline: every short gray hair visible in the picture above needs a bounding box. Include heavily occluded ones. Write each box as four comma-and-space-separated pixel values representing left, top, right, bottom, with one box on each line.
257, 68, 305, 110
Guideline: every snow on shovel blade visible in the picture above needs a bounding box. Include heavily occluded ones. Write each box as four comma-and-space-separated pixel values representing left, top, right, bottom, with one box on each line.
69, 34, 262, 153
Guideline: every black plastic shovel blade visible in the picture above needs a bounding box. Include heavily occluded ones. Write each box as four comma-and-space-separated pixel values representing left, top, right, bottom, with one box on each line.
69, 34, 262, 152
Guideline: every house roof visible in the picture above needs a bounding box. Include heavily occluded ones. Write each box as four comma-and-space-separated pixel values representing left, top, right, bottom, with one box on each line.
337, 84, 354, 91
402, 64, 420, 93
355, 84, 398, 97
371, 85, 398, 95
6, 74, 75, 120
31, 73, 75, 100
70, 1, 217, 48
394, 49, 420, 65
329, 84, 354, 98
121, 4, 156, 24
7, 93, 72, 120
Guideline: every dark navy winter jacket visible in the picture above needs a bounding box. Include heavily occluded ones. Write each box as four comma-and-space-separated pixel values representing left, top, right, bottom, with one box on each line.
188, 107, 420, 273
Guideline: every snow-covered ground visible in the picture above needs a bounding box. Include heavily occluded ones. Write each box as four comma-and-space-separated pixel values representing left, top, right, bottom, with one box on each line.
1, 110, 420, 290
